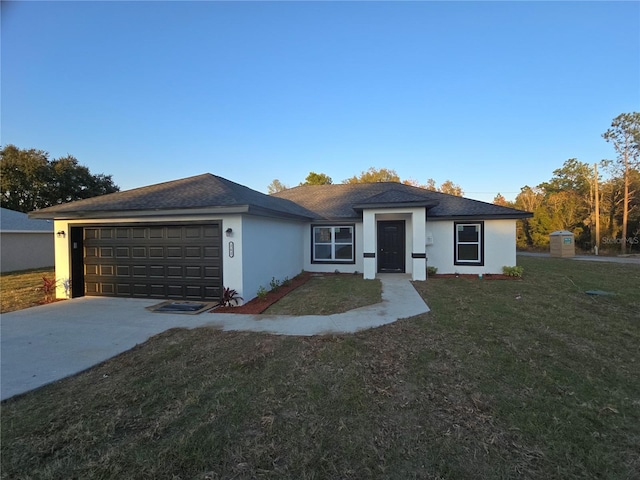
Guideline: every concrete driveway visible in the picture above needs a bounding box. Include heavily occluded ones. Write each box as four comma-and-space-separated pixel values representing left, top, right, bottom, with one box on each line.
0, 297, 222, 401
0, 275, 429, 401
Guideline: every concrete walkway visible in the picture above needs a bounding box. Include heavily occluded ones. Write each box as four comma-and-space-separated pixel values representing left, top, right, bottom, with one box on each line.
0, 274, 428, 401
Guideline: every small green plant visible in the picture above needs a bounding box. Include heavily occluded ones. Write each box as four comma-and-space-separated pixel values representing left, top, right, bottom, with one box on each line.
269, 277, 281, 291
217, 287, 244, 307
427, 266, 438, 276
256, 286, 268, 300
502, 265, 524, 277
281, 276, 291, 287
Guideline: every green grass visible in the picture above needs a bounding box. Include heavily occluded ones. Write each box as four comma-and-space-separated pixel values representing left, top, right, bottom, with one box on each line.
0, 267, 56, 313
264, 274, 382, 315
1, 257, 639, 479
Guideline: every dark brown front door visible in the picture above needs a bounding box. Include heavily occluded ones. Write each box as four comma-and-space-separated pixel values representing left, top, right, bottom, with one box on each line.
377, 221, 405, 273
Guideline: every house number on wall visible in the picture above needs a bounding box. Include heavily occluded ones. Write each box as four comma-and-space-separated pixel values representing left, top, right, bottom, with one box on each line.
229, 241, 234, 258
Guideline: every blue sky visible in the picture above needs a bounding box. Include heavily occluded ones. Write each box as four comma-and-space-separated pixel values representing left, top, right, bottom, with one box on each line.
2, 1, 638, 202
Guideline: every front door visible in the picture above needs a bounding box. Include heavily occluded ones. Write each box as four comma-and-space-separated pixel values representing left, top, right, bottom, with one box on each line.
377, 221, 405, 273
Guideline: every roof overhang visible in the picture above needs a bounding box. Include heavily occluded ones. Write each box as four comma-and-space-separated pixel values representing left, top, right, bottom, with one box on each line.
352, 201, 439, 211
428, 212, 534, 221
29, 205, 314, 222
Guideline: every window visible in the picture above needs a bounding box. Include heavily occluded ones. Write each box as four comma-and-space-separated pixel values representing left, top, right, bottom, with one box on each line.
454, 222, 484, 265
312, 225, 355, 263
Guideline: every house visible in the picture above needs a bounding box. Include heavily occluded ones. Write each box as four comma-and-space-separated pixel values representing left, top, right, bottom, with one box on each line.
1, 207, 55, 272
29, 174, 532, 302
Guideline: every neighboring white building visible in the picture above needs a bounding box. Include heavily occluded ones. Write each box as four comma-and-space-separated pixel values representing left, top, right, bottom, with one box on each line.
30, 174, 532, 301
1, 207, 54, 272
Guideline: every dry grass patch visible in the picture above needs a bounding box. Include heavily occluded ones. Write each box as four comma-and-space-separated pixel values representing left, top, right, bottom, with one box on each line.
263, 273, 382, 315
0, 267, 55, 313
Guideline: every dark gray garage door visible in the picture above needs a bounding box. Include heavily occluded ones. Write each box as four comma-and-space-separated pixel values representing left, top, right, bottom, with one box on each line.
83, 224, 222, 301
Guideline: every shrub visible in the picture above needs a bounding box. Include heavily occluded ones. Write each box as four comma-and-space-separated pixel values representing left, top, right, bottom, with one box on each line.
256, 286, 268, 300
269, 277, 281, 291
502, 265, 524, 277
427, 266, 438, 276
217, 287, 243, 307
39, 276, 58, 304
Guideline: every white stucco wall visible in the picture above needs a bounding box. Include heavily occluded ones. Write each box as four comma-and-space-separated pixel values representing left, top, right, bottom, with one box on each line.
241, 216, 305, 301
53, 220, 72, 298
425, 219, 517, 274
0, 232, 55, 272
360, 208, 427, 281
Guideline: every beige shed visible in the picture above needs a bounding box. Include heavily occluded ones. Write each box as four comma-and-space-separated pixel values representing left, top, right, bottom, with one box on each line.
549, 230, 575, 258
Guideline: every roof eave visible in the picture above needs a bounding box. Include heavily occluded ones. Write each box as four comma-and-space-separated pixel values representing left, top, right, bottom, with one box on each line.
245, 205, 315, 221
28, 205, 253, 220
352, 201, 439, 211
29, 204, 316, 222
428, 212, 533, 221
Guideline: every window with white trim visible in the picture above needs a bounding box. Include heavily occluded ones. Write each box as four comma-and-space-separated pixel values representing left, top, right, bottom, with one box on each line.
312, 225, 355, 263
454, 222, 484, 265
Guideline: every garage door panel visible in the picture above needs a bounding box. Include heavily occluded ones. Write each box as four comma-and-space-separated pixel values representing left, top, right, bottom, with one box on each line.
86, 265, 98, 275
185, 266, 201, 278
100, 228, 113, 239
132, 247, 146, 258
132, 228, 146, 239
133, 284, 151, 296
85, 229, 99, 240
149, 265, 164, 277
100, 265, 114, 276
116, 265, 130, 276
149, 228, 163, 239
167, 265, 183, 278
150, 284, 165, 296
204, 266, 220, 279
83, 223, 222, 301
100, 283, 115, 295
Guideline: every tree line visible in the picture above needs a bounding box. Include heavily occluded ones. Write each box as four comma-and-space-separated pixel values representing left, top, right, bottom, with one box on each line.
268, 168, 464, 196
506, 112, 639, 254
0, 145, 119, 213
3, 112, 636, 254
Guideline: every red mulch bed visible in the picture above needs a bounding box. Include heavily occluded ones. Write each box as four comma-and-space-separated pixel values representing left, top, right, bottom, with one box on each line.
429, 274, 520, 280
212, 272, 314, 314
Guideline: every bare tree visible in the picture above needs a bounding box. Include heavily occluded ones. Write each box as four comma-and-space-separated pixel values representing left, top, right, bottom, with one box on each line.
602, 112, 640, 254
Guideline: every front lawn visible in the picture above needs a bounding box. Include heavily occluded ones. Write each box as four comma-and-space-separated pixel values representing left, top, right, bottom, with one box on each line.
264, 273, 382, 315
0, 267, 55, 313
2, 257, 638, 479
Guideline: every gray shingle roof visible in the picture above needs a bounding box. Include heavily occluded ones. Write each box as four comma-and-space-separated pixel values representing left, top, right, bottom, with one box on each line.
28, 174, 531, 221
30, 174, 316, 220
1, 208, 54, 232
273, 183, 531, 220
